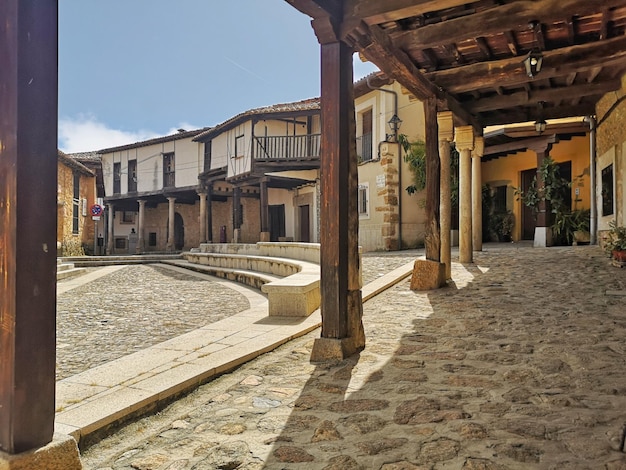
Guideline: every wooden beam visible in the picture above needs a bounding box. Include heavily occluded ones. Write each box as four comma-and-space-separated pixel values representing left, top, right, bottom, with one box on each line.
344, 0, 479, 25
480, 102, 596, 126
466, 79, 621, 113
392, 0, 626, 51
358, 24, 480, 129
426, 35, 626, 93
0, 0, 58, 454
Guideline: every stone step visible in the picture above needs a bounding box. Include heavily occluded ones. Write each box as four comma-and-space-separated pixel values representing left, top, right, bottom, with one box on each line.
56, 266, 86, 281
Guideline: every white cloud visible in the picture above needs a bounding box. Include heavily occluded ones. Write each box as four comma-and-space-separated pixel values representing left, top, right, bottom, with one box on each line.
58, 114, 160, 153
353, 53, 380, 80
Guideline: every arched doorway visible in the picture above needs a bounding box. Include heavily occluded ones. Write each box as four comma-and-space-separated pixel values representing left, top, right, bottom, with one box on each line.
166, 212, 185, 251
174, 212, 184, 250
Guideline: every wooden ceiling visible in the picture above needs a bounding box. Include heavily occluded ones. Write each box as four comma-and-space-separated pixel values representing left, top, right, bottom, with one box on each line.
286, 0, 626, 131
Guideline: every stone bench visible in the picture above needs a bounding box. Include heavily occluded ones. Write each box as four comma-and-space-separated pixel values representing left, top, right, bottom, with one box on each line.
184, 248, 321, 317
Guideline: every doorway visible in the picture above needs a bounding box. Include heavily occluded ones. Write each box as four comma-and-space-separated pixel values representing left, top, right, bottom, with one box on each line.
269, 204, 285, 242
299, 205, 310, 242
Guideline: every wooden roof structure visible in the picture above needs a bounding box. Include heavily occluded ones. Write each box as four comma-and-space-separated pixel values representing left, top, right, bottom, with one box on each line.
287, 0, 626, 130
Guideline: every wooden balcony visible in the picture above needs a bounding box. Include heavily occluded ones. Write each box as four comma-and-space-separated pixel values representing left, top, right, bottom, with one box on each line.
253, 134, 320, 161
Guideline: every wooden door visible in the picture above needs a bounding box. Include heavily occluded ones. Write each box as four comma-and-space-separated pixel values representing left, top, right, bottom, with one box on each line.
269, 204, 285, 242
299, 205, 310, 242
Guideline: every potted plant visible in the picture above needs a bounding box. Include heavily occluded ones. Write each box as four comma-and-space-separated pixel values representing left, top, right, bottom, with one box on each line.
605, 220, 626, 264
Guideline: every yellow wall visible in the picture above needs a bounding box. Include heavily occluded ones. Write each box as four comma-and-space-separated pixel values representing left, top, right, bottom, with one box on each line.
481, 135, 591, 241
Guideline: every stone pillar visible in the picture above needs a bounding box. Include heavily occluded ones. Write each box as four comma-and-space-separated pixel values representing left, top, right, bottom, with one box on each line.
207, 185, 213, 243
137, 199, 146, 253
107, 203, 115, 255
0, 1, 82, 467
259, 179, 270, 242
438, 111, 454, 280
472, 136, 484, 251
166, 197, 176, 252
455, 126, 474, 263
198, 192, 207, 244
379, 142, 400, 250
309, 28, 365, 361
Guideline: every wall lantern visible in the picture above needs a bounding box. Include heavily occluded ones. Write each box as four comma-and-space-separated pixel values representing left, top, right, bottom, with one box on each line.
523, 21, 543, 78
523, 51, 543, 78
387, 114, 402, 141
534, 118, 547, 134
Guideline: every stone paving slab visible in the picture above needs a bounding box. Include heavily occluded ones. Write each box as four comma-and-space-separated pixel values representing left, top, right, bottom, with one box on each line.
55, 257, 415, 451
79, 245, 626, 469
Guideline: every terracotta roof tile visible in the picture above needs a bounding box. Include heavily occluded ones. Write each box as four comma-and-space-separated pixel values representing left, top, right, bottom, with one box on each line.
194, 98, 320, 141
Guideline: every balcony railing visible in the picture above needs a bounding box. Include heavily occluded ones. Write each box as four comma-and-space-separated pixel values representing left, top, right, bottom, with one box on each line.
356, 133, 373, 162
253, 134, 321, 161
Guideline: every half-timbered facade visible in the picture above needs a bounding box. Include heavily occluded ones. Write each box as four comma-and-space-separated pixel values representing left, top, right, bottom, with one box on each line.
99, 129, 208, 253
195, 99, 322, 244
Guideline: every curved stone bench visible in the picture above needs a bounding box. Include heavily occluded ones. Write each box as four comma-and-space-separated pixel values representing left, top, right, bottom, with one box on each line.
184, 247, 321, 317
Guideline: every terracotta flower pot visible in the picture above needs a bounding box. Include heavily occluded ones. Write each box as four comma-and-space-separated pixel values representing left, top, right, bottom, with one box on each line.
612, 250, 626, 262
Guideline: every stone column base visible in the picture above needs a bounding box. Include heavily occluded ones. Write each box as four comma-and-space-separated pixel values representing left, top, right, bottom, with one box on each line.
533, 227, 553, 248
260, 231, 270, 242
310, 336, 365, 363
410, 259, 446, 291
0, 433, 83, 469
233, 228, 241, 244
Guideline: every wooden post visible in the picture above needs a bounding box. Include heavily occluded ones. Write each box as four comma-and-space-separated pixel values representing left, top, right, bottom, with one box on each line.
260, 178, 270, 242
424, 98, 441, 261
0, 0, 57, 453
529, 140, 555, 247
310, 32, 365, 361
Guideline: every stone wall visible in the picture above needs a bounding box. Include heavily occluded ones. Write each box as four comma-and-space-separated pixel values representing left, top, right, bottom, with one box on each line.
596, 74, 626, 228
57, 161, 96, 255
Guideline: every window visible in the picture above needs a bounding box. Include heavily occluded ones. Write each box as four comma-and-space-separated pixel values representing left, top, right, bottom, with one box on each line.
602, 164, 614, 216
204, 141, 212, 171
121, 211, 135, 224
113, 162, 121, 194
494, 185, 507, 213
163, 152, 175, 187
72, 173, 80, 234
358, 183, 369, 218
357, 108, 373, 162
235, 134, 244, 157
128, 160, 137, 192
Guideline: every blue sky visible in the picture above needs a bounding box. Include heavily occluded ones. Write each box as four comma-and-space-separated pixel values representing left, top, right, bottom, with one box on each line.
58, 0, 378, 152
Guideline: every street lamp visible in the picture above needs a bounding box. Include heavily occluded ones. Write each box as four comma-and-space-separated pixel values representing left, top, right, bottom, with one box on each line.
387, 114, 402, 141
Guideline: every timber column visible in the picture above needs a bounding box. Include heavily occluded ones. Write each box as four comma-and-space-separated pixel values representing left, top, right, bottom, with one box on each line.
310, 18, 365, 361
137, 199, 146, 253
529, 139, 555, 247
438, 111, 454, 279
472, 136, 484, 251
0, 1, 82, 467
455, 126, 474, 263
260, 178, 270, 242
166, 197, 176, 251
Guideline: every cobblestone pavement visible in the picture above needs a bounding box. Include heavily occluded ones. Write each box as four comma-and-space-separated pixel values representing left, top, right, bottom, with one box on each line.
79, 245, 626, 469
56, 255, 415, 381
56, 264, 251, 380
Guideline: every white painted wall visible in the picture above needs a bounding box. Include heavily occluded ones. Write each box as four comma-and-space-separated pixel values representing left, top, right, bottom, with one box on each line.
101, 135, 202, 196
